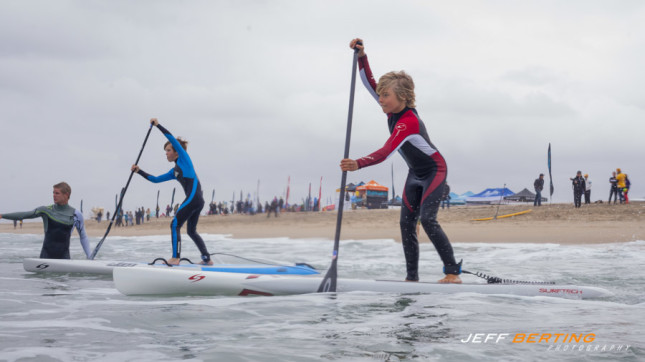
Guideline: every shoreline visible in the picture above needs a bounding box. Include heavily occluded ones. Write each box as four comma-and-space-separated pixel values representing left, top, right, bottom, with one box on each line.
2, 202, 643, 245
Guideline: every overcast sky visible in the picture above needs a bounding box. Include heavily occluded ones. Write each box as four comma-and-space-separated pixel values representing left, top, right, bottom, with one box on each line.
1, 0, 644, 219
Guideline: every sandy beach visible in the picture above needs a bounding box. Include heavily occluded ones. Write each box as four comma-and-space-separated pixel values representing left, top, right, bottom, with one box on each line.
2, 202, 643, 244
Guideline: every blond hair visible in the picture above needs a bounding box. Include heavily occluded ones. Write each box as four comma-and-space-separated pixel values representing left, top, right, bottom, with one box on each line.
376, 70, 416, 108
53, 182, 71, 196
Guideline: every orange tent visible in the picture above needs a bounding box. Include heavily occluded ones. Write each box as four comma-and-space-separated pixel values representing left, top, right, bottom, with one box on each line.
356, 180, 388, 192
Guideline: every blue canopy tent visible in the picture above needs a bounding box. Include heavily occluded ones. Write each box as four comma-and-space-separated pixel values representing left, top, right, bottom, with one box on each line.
466, 188, 515, 205
448, 192, 467, 205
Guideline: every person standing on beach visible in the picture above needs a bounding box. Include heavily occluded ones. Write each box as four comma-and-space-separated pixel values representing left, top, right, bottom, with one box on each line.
534, 174, 544, 207
570, 171, 586, 208
131, 118, 213, 265
584, 174, 592, 204
623, 174, 631, 204
616, 168, 627, 204
268, 197, 278, 218
339, 38, 462, 284
607, 171, 618, 204
0, 182, 91, 259
441, 183, 451, 209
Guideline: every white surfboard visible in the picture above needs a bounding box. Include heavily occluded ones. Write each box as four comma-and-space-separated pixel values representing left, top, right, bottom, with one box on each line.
23, 256, 318, 276
112, 267, 613, 299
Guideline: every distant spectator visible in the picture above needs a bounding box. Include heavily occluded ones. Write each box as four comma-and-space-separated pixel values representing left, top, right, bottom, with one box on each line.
441, 183, 451, 209
570, 171, 585, 208
616, 168, 627, 204
608, 171, 618, 204
534, 174, 544, 207
268, 197, 279, 218
583, 174, 592, 204
623, 174, 631, 204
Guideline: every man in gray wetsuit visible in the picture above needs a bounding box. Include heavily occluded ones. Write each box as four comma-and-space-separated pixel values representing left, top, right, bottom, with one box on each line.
0, 182, 90, 259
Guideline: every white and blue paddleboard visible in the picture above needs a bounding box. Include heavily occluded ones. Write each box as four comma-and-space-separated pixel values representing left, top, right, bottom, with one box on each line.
23, 254, 318, 276
112, 267, 613, 300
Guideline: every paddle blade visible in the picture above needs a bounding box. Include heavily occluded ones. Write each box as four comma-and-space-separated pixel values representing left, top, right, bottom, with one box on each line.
317, 255, 338, 292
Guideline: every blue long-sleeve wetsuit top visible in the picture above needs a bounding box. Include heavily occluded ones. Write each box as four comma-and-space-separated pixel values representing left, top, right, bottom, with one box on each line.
136, 124, 204, 207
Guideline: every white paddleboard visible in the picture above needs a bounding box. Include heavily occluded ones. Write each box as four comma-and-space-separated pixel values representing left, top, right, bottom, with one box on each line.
112, 267, 613, 299
23, 257, 318, 276
24, 258, 139, 274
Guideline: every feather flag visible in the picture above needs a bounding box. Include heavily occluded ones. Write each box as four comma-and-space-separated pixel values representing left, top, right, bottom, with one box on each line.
285, 176, 290, 207
548, 143, 554, 198
319, 176, 323, 211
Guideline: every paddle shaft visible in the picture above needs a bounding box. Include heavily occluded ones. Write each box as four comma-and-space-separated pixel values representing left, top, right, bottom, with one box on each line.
90, 124, 153, 259
493, 183, 505, 219
170, 187, 176, 215
318, 44, 361, 293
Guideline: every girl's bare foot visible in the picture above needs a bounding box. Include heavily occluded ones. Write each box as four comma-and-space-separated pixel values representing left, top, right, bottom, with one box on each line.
438, 274, 462, 284
167, 257, 180, 265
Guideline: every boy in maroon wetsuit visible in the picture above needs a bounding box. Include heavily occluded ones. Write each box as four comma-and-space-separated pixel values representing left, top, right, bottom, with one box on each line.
340, 38, 462, 284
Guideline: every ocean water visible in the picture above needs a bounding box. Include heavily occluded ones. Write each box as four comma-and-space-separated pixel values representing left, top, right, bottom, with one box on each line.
0, 232, 643, 362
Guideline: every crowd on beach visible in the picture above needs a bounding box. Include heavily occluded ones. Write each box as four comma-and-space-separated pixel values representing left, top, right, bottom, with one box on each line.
205, 195, 324, 217
533, 168, 632, 208
87, 195, 321, 227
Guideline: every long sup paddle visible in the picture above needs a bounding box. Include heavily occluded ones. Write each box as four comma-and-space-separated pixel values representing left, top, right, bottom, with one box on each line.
90, 124, 153, 259
317, 42, 361, 293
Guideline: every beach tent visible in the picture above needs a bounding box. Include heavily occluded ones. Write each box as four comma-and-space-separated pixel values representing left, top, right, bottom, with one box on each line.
334, 182, 369, 211
356, 180, 389, 209
504, 188, 547, 203
466, 188, 515, 205
448, 192, 467, 205
345, 182, 358, 192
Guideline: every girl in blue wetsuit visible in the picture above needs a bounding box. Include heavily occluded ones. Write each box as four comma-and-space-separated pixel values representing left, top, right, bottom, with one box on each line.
340, 39, 461, 283
132, 118, 212, 265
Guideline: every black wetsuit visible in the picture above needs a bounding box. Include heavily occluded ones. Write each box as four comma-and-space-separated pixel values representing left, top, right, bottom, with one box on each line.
572, 176, 585, 208
137, 124, 211, 263
356, 55, 459, 280
609, 176, 618, 204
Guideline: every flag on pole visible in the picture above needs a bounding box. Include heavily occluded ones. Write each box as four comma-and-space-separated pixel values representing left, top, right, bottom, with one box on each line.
318, 176, 323, 211
286, 176, 291, 207
548, 143, 554, 198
